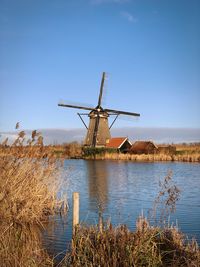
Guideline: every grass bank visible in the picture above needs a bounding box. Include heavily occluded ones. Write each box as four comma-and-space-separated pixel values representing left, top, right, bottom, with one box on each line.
93, 152, 200, 162
81, 143, 200, 162
0, 131, 65, 267
82, 144, 200, 162
2, 142, 200, 162
64, 218, 200, 267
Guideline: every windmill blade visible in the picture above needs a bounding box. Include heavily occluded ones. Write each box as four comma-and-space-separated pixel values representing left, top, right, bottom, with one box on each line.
58, 103, 94, 111
104, 108, 140, 117
97, 72, 106, 107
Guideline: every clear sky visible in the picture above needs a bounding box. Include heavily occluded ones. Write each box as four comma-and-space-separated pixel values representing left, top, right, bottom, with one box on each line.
0, 0, 200, 132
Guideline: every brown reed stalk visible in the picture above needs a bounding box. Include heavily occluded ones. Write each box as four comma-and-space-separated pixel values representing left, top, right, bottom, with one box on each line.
0, 130, 65, 267
64, 219, 200, 267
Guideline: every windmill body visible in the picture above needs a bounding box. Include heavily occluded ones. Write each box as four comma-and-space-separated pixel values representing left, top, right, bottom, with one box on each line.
58, 72, 140, 147
85, 109, 111, 147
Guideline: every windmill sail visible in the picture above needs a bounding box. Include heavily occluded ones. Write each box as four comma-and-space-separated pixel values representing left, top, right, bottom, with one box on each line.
104, 108, 140, 117
97, 72, 106, 107
58, 103, 94, 111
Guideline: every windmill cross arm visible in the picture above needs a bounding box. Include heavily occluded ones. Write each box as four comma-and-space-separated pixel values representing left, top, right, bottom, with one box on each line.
58, 103, 94, 111
104, 108, 140, 117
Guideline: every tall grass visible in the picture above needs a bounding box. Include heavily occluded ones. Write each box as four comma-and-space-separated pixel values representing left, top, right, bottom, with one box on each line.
90, 151, 200, 162
0, 130, 65, 267
64, 219, 200, 267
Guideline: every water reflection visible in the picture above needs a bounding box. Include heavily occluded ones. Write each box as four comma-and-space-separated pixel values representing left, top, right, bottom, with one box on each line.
86, 160, 109, 212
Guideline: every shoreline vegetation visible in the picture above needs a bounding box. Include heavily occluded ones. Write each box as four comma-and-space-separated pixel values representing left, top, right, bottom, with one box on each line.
72, 142, 200, 162
0, 131, 67, 267
2, 142, 199, 162
89, 151, 200, 162
0, 131, 200, 266
64, 219, 200, 267
0, 128, 200, 162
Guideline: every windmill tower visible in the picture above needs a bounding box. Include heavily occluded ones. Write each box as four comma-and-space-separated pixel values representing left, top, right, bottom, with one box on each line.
58, 72, 140, 147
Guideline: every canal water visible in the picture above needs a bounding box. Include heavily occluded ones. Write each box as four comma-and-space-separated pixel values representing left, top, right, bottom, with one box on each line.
43, 160, 200, 259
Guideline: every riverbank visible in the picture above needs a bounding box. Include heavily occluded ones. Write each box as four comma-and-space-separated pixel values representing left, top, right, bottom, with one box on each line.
90, 151, 200, 162
1, 142, 200, 162
0, 132, 66, 267
63, 217, 200, 267
46, 142, 200, 163
82, 143, 200, 162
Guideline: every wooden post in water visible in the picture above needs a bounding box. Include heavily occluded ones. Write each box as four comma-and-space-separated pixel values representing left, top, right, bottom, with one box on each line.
98, 211, 103, 233
73, 192, 79, 234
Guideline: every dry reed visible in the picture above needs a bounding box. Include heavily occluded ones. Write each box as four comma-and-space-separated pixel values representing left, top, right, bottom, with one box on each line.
0, 130, 65, 267
64, 218, 200, 267
92, 152, 200, 162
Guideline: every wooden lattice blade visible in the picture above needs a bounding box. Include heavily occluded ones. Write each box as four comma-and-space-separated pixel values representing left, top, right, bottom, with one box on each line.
104, 108, 140, 117
97, 72, 106, 107
58, 103, 94, 111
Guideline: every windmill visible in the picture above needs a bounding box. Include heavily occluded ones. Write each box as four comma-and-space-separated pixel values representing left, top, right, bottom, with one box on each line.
58, 72, 140, 147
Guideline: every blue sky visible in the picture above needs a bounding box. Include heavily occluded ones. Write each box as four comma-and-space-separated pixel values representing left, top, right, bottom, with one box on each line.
0, 0, 200, 132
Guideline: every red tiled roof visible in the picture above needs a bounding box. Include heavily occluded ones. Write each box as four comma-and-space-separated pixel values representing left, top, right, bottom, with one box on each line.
106, 137, 129, 149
